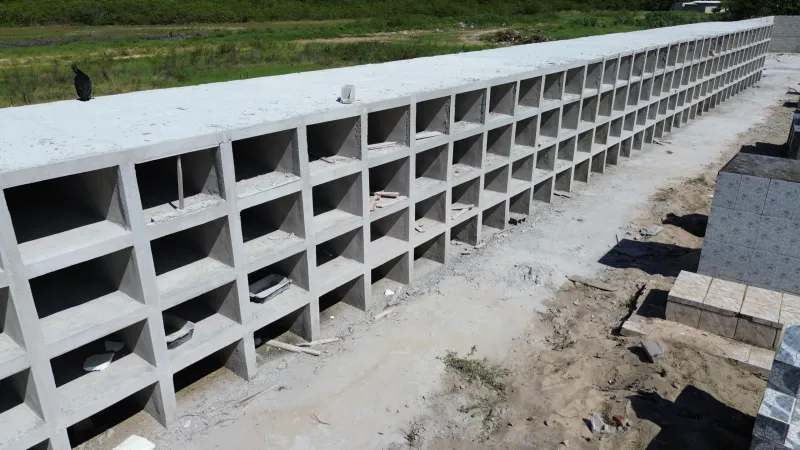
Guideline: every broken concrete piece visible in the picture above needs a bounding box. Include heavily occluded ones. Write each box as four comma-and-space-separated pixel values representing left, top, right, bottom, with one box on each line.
642, 340, 665, 362
640, 225, 663, 237
416, 130, 443, 139
340, 84, 355, 104
374, 190, 399, 198
104, 340, 124, 353
374, 309, 393, 321
367, 142, 397, 150
163, 314, 195, 350
83, 353, 114, 372
114, 435, 155, 450
249, 274, 292, 303
414, 223, 425, 233
620, 320, 646, 337
589, 412, 605, 433
385, 289, 395, 296
266, 340, 320, 356
509, 213, 527, 225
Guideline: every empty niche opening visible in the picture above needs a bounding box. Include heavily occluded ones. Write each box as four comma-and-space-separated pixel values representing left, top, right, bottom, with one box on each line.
454, 89, 486, 127
648, 104, 658, 121
166, 292, 243, 379
173, 340, 242, 392
316, 227, 364, 275
136, 148, 223, 222
554, 167, 572, 192
487, 125, 512, 165
540, 109, 559, 140
509, 189, 531, 216
686, 41, 695, 62
652, 75, 663, 96
581, 96, 597, 124
368, 106, 409, 150
482, 201, 506, 233
0, 369, 42, 442
514, 116, 537, 150
371, 209, 409, 255
645, 50, 657, 74
618, 56, 631, 81
66, 382, 162, 448
312, 173, 362, 232
248, 252, 309, 323
414, 233, 445, 276
627, 82, 640, 106
613, 87, 627, 112
603, 59, 617, 87
674, 113, 683, 128
595, 123, 609, 147
561, 102, 579, 132
677, 91, 686, 107
697, 62, 705, 81
150, 218, 233, 296
451, 178, 480, 214
577, 130, 593, 154
663, 72, 673, 93
307, 115, 361, 169
253, 304, 311, 363
690, 64, 698, 82
620, 138, 632, 157
484, 166, 509, 198
624, 113, 635, 132
599, 91, 612, 117
607, 143, 620, 165
632, 52, 645, 78
416, 145, 447, 192
371, 254, 409, 299
678, 43, 687, 62
574, 159, 590, 183
591, 151, 606, 174
231, 129, 300, 198
655, 121, 665, 139
673, 69, 682, 89
533, 177, 553, 203
610, 118, 622, 138
557, 137, 575, 165
489, 82, 516, 117
519, 76, 542, 109
512, 156, 533, 188
0, 288, 23, 350
240, 192, 305, 262
369, 157, 410, 202
681, 68, 690, 85
29, 247, 143, 343
657, 47, 668, 70
636, 108, 647, 126
645, 126, 654, 144
633, 132, 643, 150
543, 72, 564, 103
451, 215, 478, 246
5, 167, 126, 253
415, 193, 446, 232
452, 134, 483, 177
585, 62, 602, 93
640, 79, 652, 102
564, 67, 585, 101
705, 62, 713, 77
668, 94, 678, 111
667, 45, 678, 66
536, 145, 556, 173
50, 320, 155, 414
319, 276, 365, 326
416, 97, 450, 138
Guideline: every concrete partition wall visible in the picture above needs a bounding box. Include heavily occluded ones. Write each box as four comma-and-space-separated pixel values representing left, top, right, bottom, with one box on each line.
0, 17, 773, 449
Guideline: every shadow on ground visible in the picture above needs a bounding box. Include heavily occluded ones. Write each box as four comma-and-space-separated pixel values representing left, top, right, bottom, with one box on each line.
739, 141, 787, 158
630, 385, 754, 450
662, 213, 708, 237
598, 239, 700, 277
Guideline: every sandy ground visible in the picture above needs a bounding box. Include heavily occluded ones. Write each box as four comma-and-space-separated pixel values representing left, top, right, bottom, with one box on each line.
76, 53, 800, 450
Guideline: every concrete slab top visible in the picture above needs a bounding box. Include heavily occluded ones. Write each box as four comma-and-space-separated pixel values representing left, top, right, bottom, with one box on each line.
721, 151, 800, 183
0, 17, 771, 179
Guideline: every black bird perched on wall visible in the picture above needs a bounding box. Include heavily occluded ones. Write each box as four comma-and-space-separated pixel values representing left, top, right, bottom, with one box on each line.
72, 64, 92, 101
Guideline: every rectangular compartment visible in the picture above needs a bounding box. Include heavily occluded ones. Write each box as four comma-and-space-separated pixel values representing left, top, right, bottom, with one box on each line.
371, 254, 410, 300
483, 166, 509, 206
414, 193, 447, 241
509, 189, 531, 217
452, 133, 483, 180
533, 177, 553, 203
511, 155, 533, 193
454, 89, 486, 131
594, 124, 609, 151
240, 192, 305, 267
610, 118, 622, 138
667, 45, 678, 67
489, 82, 516, 119
312, 173, 362, 236
627, 82, 640, 107
248, 251, 310, 331
646, 49, 658, 73
539, 109, 559, 144
557, 137, 576, 168
416, 96, 450, 138
585, 62, 602, 94
369, 158, 410, 215
451, 178, 480, 221
636, 108, 647, 126
577, 130, 593, 154
598, 91, 612, 117
603, 58, 618, 87
573, 159, 590, 183
415, 144, 448, 197
542, 72, 564, 105
487, 125, 512, 168
316, 228, 364, 292
663, 71, 673, 93
620, 137, 632, 158
613, 86, 627, 112
307, 115, 362, 175
51, 320, 157, 424
162, 282, 240, 372
513, 116, 537, 155
451, 215, 478, 246
624, 112, 635, 132
150, 217, 233, 301
564, 66, 585, 102
618, 55, 631, 82
633, 131, 643, 151
518, 76, 542, 110
368, 106, 410, 154
232, 129, 300, 199
0, 288, 25, 378
536, 145, 556, 174
0, 369, 46, 450
29, 247, 145, 354
607, 143, 620, 165
659, 99, 668, 115
648, 103, 658, 121
561, 102, 579, 132
136, 148, 224, 224
554, 167, 572, 192
591, 151, 606, 174
632, 52, 645, 79
319, 276, 366, 324
413, 233, 445, 278
6, 167, 129, 267
581, 96, 597, 126
482, 201, 507, 234
641, 78, 652, 102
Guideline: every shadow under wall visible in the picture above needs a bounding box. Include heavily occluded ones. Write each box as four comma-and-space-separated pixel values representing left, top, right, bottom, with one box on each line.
739, 141, 788, 158
629, 385, 754, 450
598, 239, 700, 277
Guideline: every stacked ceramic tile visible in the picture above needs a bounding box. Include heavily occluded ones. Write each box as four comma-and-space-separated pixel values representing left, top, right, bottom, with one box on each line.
752, 325, 800, 449
667, 270, 800, 349
699, 153, 800, 294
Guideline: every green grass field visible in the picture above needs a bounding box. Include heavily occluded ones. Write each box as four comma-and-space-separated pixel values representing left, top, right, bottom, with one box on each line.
0, 11, 708, 108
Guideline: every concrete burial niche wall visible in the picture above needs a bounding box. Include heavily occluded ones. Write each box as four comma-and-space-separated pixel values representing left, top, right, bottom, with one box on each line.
0, 16, 773, 449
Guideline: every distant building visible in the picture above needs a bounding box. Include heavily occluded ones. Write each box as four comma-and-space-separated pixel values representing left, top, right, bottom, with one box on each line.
673, 1, 724, 13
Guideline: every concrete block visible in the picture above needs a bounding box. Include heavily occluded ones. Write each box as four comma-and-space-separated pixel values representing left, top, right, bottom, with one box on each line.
668, 270, 713, 306
702, 278, 746, 315
736, 319, 779, 350
698, 309, 738, 338
666, 301, 702, 327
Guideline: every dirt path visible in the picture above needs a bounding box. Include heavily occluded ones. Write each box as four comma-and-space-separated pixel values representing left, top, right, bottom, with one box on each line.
76, 54, 800, 450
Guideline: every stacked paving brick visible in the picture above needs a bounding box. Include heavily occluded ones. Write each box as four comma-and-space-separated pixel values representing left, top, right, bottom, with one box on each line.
0, 18, 772, 450
699, 153, 800, 293
753, 325, 800, 449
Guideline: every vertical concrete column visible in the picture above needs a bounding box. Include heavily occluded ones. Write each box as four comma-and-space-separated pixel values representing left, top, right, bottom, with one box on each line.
358, 111, 373, 311
296, 125, 321, 341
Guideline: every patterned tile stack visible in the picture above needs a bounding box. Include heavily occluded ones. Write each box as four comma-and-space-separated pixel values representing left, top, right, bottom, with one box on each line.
699, 153, 800, 294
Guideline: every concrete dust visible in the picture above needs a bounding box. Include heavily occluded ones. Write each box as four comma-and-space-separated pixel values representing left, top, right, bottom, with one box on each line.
76, 54, 800, 450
